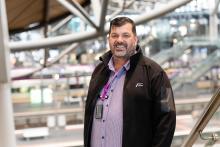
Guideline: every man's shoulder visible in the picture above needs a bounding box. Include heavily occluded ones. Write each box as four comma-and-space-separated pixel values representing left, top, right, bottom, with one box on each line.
93, 62, 105, 72
140, 56, 168, 80
91, 61, 109, 78
141, 56, 163, 70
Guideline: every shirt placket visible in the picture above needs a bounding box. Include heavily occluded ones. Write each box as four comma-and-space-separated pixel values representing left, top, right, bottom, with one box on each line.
99, 68, 125, 147
100, 74, 115, 146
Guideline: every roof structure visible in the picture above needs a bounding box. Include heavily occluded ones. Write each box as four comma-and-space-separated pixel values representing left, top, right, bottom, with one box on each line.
6, 0, 90, 33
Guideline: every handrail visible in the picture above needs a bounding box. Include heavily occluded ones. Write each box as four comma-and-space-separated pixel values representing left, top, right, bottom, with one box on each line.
181, 88, 220, 147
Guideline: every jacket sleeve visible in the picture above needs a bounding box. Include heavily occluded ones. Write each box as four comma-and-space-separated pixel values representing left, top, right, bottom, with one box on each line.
151, 71, 176, 147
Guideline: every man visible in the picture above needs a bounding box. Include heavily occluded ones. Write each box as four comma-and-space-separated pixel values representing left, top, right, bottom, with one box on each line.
84, 16, 176, 147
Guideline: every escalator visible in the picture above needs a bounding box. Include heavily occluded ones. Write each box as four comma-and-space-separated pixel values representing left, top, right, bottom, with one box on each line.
151, 40, 189, 65
171, 49, 220, 91
149, 37, 220, 91
151, 37, 220, 65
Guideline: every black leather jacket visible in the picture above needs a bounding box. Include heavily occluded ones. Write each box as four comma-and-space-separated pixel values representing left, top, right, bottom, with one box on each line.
84, 45, 176, 147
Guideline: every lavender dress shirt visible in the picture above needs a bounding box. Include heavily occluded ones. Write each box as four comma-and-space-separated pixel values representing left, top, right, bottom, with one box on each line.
91, 57, 130, 147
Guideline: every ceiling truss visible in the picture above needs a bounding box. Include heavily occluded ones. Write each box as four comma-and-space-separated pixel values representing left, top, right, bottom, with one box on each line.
9, 0, 193, 51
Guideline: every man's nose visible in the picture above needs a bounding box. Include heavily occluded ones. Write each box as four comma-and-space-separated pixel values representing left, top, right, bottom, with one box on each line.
116, 36, 124, 42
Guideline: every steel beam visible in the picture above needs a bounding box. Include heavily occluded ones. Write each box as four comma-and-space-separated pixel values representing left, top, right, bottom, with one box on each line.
9, 0, 193, 50
133, 0, 192, 25
98, 0, 109, 32
57, 0, 98, 29
50, 15, 73, 33
12, 43, 79, 79
107, 0, 135, 20
211, 0, 220, 15
91, 0, 101, 26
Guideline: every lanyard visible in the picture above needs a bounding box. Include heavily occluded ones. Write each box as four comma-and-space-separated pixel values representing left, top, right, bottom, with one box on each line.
100, 68, 126, 101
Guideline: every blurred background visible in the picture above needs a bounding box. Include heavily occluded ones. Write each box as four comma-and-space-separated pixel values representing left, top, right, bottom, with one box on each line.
1, 0, 220, 146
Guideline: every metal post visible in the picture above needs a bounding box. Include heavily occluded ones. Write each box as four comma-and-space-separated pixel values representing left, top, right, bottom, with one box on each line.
0, 0, 16, 146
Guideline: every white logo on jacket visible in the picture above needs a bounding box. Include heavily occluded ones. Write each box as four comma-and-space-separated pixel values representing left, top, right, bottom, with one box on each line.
135, 83, 143, 87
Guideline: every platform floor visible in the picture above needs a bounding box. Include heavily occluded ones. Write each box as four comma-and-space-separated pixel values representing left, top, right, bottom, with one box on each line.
14, 94, 220, 147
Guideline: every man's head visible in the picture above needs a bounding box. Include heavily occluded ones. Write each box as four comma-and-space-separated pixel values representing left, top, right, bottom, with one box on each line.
108, 16, 138, 60
108, 17, 137, 35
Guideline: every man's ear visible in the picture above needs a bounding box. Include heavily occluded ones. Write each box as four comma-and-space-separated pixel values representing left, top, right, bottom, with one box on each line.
135, 37, 139, 46
107, 34, 110, 41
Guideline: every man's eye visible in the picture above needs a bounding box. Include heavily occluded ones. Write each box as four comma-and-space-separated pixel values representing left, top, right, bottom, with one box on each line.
123, 34, 130, 38
111, 35, 118, 38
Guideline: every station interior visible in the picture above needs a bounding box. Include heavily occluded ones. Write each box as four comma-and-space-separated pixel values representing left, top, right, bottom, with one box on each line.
1, 0, 220, 146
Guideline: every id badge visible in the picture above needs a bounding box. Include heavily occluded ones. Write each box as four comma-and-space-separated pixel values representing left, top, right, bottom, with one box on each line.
95, 104, 103, 119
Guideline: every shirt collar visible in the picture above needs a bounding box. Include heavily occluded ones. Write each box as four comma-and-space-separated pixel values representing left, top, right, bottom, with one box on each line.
108, 57, 130, 72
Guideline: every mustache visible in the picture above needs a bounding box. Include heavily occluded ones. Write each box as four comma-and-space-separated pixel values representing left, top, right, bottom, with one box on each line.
113, 42, 127, 48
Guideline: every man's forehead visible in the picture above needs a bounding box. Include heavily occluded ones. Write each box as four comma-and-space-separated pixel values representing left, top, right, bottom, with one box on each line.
111, 23, 132, 28
111, 24, 133, 32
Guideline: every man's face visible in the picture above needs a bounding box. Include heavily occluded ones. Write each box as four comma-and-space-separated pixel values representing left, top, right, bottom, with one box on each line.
108, 23, 138, 59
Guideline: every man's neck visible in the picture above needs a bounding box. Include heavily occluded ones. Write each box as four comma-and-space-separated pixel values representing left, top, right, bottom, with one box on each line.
113, 57, 128, 71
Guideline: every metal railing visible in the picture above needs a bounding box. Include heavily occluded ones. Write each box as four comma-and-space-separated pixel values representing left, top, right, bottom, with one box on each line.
181, 88, 220, 147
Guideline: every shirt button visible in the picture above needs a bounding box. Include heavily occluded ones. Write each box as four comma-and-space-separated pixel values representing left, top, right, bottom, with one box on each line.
102, 136, 105, 139
106, 104, 109, 107
103, 120, 105, 122
111, 89, 113, 92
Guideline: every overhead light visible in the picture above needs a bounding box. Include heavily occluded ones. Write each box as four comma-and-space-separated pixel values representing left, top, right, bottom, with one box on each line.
184, 49, 192, 54
53, 74, 60, 80
178, 25, 187, 36
169, 19, 177, 25
173, 38, 178, 44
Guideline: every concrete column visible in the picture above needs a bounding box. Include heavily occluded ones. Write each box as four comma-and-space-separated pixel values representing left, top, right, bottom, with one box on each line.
0, 84, 16, 147
209, 0, 219, 39
0, 0, 16, 146
209, 14, 218, 39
